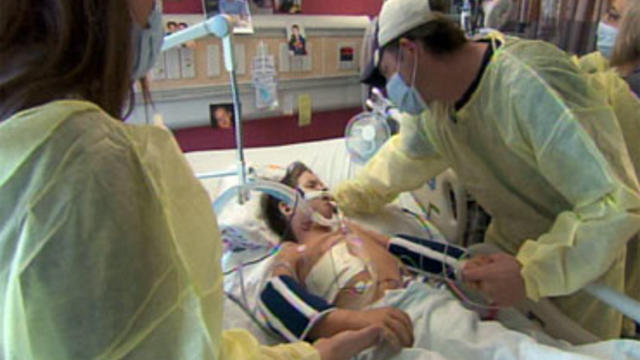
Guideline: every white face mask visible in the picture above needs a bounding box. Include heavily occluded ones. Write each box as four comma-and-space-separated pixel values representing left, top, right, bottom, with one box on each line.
596, 21, 619, 59
385, 50, 428, 115
131, 3, 165, 80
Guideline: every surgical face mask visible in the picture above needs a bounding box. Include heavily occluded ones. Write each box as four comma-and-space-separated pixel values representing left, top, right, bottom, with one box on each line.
385, 51, 428, 115
131, 3, 164, 80
596, 21, 619, 59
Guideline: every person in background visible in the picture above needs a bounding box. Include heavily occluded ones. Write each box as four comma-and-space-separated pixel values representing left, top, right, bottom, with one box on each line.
335, 0, 640, 341
177, 22, 197, 49
0, 0, 382, 359
289, 24, 307, 56
166, 20, 178, 34
596, 0, 626, 59
578, 0, 628, 73
610, 0, 640, 96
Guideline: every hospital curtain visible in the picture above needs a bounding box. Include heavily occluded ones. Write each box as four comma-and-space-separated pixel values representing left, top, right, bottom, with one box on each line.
506, 0, 609, 55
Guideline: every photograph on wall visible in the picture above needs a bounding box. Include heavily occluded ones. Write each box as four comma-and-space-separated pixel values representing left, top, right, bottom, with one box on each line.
164, 18, 197, 48
338, 44, 356, 70
249, 0, 274, 14
286, 23, 307, 56
274, 0, 301, 14
203, 0, 254, 34
210, 103, 235, 129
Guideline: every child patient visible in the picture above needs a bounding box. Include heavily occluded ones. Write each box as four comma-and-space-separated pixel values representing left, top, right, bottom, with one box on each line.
257, 161, 640, 360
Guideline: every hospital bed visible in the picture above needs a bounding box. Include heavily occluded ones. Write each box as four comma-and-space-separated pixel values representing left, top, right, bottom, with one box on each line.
185, 137, 640, 349
185, 137, 469, 342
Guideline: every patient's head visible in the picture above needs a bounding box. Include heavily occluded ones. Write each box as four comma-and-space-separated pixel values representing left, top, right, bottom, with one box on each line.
262, 161, 335, 242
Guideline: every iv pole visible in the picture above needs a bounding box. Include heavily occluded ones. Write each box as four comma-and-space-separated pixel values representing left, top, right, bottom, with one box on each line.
162, 16, 248, 200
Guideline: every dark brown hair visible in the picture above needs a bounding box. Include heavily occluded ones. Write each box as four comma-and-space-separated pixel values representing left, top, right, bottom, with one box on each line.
262, 161, 310, 242
0, 0, 137, 120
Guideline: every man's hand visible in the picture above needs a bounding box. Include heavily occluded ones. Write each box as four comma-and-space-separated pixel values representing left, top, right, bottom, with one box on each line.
355, 307, 414, 350
314, 325, 384, 360
462, 255, 493, 292
462, 253, 527, 307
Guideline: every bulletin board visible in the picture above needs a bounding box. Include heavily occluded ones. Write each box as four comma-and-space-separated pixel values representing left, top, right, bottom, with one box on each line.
148, 15, 366, 91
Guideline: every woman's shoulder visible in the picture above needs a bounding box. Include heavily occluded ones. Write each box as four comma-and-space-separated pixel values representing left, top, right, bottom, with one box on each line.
2, 99, 179, 182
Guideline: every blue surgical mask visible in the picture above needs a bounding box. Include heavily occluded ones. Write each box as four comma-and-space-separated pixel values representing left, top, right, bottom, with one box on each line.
385, 52, 427, 115
597, 21, 619, 59
131, 3, 164, 80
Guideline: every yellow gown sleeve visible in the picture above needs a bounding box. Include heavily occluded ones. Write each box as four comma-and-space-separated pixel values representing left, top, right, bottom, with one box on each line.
592, 70, 640, 178
223, 330, 319, 360
334, 111, 449, 215
504, 63, 640, 301
573, 51, 610, 74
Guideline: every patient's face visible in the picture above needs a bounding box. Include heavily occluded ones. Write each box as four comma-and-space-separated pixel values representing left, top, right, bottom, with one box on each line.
297, 171, 335, 219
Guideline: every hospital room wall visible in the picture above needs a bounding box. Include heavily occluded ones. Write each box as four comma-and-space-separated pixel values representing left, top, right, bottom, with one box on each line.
162, 0, 384, 16
173, 107, 361, 152
153, 2, 376, 152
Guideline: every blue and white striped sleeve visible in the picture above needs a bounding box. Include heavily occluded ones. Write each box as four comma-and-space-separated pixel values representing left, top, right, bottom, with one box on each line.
388, 234, 467, 280
257, 275, 336, 342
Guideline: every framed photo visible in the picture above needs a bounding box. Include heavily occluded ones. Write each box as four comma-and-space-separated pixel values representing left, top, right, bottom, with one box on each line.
163, 17, 197, 47
203, 0, 254, 34
249, 0, 274, 14
286, 23, 307, 56
209, 103, 235, 129
275, 0, 301, 14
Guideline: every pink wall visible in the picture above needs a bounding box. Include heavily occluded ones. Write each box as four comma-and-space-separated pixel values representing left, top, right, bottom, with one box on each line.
163, 0, 203, 14
302, 0, 382, 16
163, 0, 382, 16
174, 108, 361, 152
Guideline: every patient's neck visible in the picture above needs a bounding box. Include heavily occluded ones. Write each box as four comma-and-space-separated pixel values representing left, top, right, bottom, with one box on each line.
294, 223, 333, 244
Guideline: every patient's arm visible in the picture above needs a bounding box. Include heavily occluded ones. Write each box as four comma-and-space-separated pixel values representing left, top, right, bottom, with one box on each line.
270, 242, 301, 279
311, 307, 414, 348
259, 263, 413, 348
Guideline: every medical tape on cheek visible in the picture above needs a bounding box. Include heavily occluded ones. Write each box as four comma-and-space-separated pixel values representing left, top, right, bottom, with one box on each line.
388, 235, 467, 280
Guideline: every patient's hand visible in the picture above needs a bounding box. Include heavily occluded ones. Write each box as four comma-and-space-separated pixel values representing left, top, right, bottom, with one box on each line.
314, 325, 384, 360
355, 307, 414, 350
310, 307, 412, 351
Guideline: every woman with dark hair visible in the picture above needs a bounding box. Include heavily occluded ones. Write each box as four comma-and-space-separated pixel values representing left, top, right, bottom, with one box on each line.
0, 1, 381, 359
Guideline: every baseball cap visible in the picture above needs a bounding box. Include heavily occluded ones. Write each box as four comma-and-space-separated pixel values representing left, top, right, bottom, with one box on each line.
378, 0, 439, 48
360, 18, 387, 87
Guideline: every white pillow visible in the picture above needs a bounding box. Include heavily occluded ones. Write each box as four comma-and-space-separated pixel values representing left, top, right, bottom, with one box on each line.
216, 161, 448, 252
216, 164, 287, 253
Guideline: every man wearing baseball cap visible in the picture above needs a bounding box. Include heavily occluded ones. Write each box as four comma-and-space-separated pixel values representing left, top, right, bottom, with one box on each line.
335, 0, 640, 340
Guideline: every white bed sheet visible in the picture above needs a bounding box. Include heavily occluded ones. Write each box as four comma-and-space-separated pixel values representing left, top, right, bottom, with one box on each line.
185, 138, 357, 199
